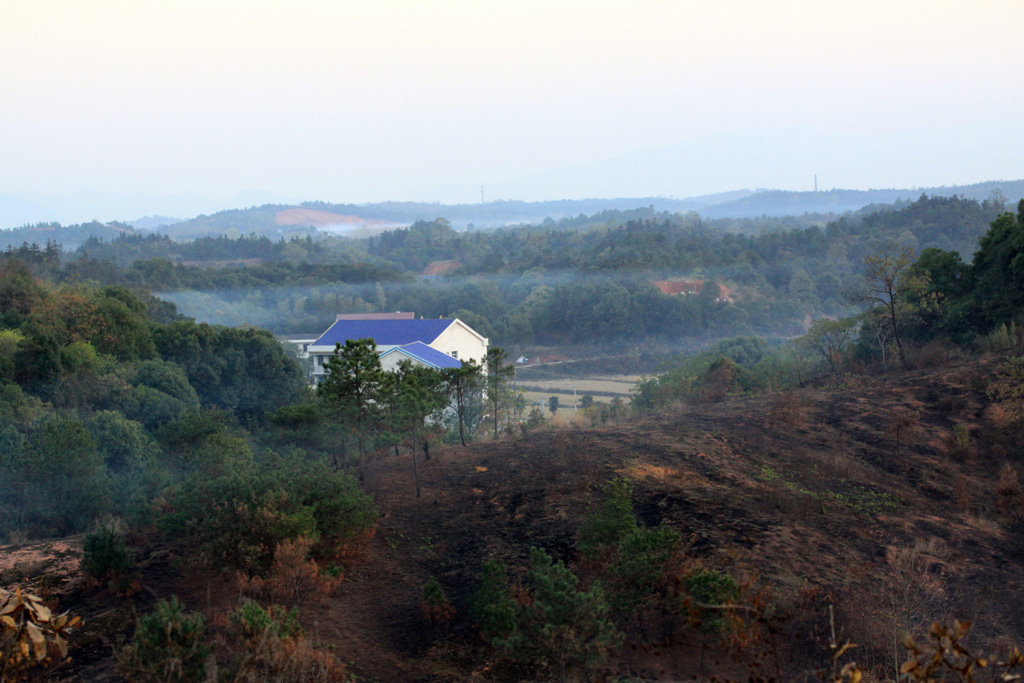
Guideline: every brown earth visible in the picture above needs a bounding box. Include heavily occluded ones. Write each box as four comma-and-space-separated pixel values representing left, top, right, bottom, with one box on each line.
422, 260, 462, 276
274, 209, 395, 228
12, 354, 1024, 681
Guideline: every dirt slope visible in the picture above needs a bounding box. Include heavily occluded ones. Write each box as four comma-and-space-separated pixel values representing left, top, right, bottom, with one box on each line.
12, 355, 1024, 681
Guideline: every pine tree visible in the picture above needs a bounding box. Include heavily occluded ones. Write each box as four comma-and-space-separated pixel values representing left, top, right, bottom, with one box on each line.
494, 547, 622, 682
319, 338, 383, 479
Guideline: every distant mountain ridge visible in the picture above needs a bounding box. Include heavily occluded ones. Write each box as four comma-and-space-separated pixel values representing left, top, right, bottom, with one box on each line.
2, 179, 1021, 247
154, 180, 1024, 240
701, 180, 1024, 218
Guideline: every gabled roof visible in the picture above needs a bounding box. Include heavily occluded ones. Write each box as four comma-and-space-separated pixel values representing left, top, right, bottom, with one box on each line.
311, 318, 454, 348
379, 342, 463, 369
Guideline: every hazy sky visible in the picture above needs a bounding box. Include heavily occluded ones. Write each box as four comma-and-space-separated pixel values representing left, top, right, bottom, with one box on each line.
3, 0, 1022, 210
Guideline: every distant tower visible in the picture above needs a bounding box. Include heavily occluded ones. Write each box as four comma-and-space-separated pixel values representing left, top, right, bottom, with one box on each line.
814, 174, 818, 193
480, 185, 485, 204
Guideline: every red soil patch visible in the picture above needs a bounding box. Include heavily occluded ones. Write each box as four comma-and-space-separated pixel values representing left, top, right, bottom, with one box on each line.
0, 538, 82, 580
422, 260, 462, 276
275, 209, 394, 228
652, 279, 736, 302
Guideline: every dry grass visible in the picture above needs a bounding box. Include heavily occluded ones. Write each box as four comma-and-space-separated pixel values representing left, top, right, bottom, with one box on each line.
52, 355, 1024, 681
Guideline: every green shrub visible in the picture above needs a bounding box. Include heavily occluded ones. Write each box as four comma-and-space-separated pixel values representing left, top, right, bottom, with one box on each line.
470, 559, 516, 644
579, 478, 637, 561
985, 322, 1018, 352
82, 527, 138, 592
18, 418, 111, 536
492, 547, 622, 682
160, 475, 318, 576
159, 464, 376, 575
605, 524, 682, 619
420, 577, 455, 623
683, 569, 740, 633
951, 423, 970, 458
230, 599, 303, 640
288, 465, 379, 559
118, 597, 210, 683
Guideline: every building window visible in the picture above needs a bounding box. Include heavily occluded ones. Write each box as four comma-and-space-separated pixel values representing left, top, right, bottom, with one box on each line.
450, 350, 458, 359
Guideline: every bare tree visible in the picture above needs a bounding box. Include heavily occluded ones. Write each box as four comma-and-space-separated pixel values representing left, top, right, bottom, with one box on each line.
854, 243, 915, 370
856, 307, 896, 372
878, 544, 945, 681
888, 408, 920, 461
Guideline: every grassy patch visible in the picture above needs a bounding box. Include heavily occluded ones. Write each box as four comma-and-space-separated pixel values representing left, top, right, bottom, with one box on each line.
757, 465, 899, 519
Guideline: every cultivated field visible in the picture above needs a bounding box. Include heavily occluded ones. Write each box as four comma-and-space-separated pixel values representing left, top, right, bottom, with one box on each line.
516, 374, 642, 415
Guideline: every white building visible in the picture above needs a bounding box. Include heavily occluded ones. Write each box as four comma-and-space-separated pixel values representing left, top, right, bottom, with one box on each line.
307, 315, 489, 382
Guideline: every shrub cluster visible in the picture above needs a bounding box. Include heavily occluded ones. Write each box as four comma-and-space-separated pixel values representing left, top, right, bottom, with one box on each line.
159, 462, 377, 576
118, 597, 347, 683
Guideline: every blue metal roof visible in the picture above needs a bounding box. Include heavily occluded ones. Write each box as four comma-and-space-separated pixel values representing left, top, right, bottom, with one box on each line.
380, 342, 463, 369
313, 318, 454, 348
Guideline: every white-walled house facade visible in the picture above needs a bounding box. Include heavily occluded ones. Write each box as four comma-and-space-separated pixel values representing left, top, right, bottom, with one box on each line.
307, 316, 489, 382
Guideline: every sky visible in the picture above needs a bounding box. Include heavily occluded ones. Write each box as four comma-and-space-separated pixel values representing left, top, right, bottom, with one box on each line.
2, 0, 1022, 219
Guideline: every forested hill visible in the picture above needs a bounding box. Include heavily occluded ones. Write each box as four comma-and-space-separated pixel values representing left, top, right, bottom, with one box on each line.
146, 180, 1024, 239
2, 180, 1021, 245
2, 193, 1009, 346
701, 180, 1024, 218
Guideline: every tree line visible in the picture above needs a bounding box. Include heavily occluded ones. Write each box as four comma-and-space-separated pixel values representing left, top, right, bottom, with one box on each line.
634, 199, 1024, 409
2, 193, 1011, 352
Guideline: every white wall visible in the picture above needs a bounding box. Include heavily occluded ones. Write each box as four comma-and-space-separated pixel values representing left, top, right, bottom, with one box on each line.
429, 320, 488, 366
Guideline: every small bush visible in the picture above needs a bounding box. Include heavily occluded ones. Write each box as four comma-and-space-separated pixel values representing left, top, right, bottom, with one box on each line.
118, 597, 211, 683
683, 569, 740, 633
579, 478, 637, 562
81, 527, 139, 593
420, 577, 455, 624
222, 601, 346, 683
949, 423, 971, 460
953, 475, 971, 513
911, 341, 951, 369
236, 537, 342, 605
121, 597, 348, 683
984, 322, 1018, 352
605, 524, 683, 620
996, 464, 1023, 516
230, 600, 303, 640
988, 356, 1024, 421
469, 559, 516, 644
766, 392, 806, 430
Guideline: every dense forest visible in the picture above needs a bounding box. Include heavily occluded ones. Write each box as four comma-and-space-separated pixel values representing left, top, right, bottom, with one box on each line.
1, 194, 1007, 352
